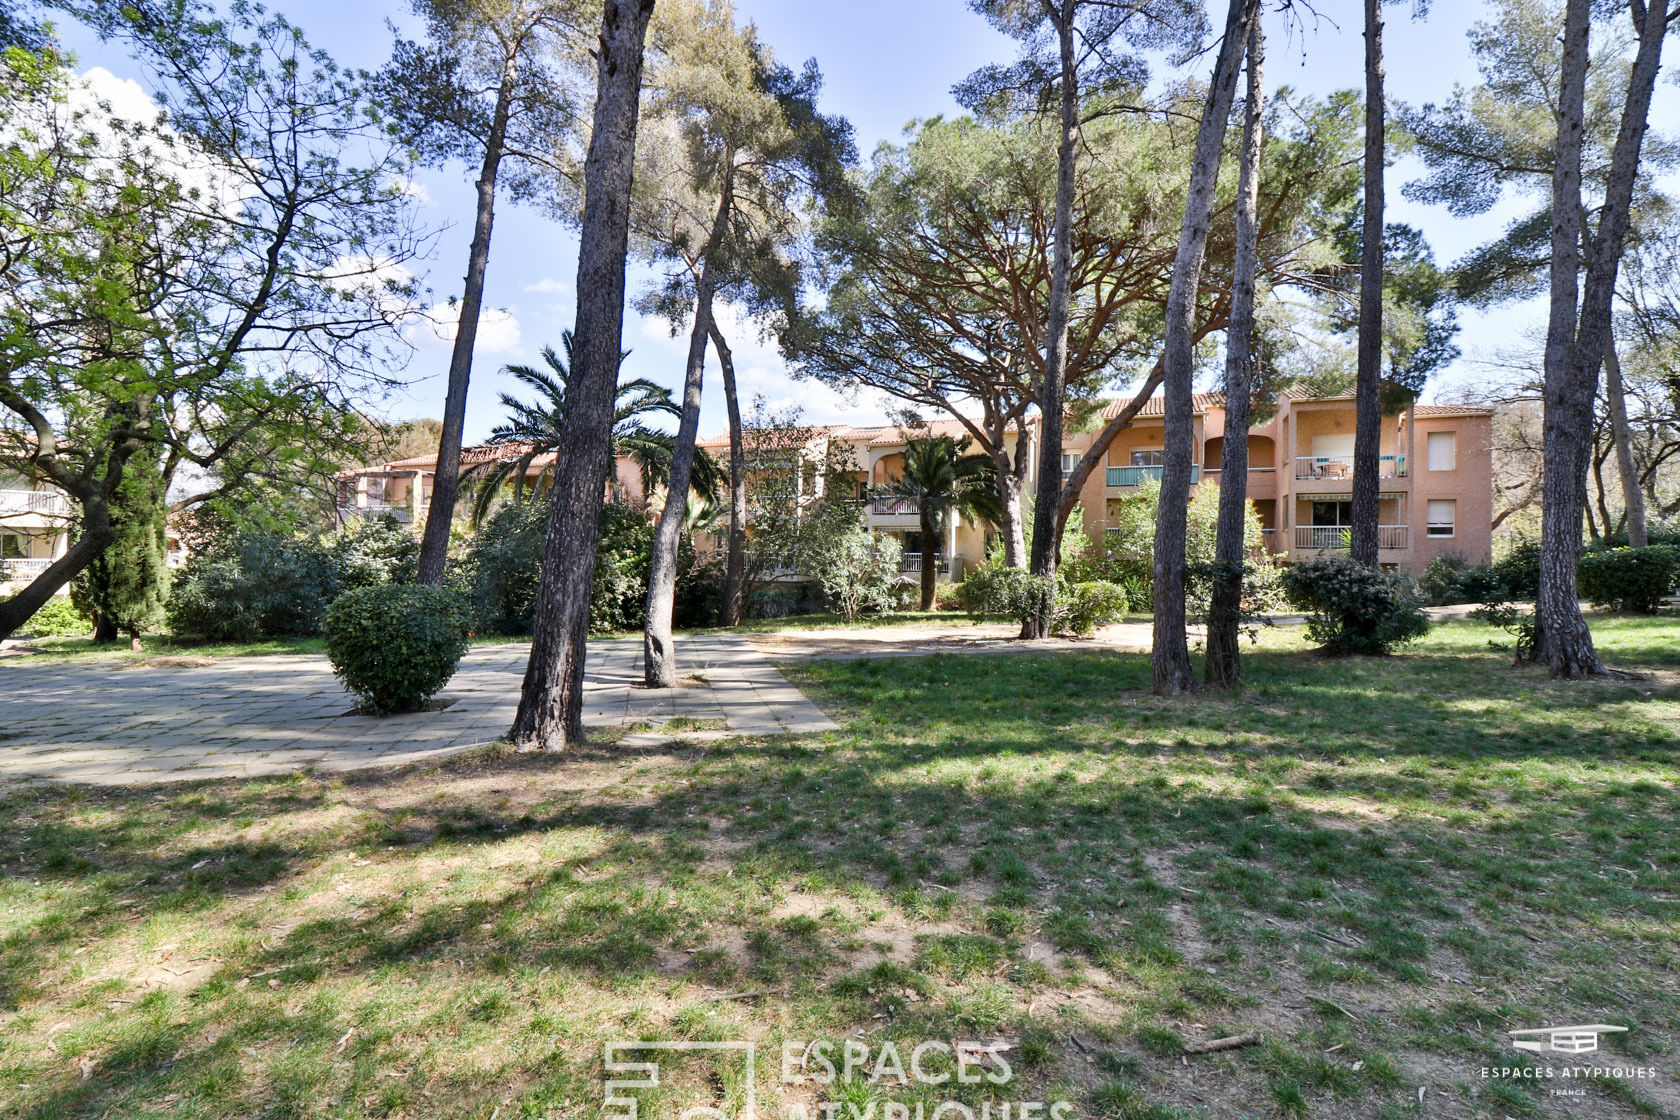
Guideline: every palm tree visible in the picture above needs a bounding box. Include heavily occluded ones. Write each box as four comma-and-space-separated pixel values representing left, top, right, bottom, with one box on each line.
874, 436, 1000, 610
465, 332, 721, 524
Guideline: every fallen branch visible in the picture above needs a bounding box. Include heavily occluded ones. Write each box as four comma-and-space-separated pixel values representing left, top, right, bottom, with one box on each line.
1306, 995, 1362, 1022
1184, 1032, 1261, 1055
1308, 927, 1360, 948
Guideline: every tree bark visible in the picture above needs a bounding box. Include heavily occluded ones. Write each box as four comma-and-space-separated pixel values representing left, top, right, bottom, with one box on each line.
918, 505, 937, 610
1604, 334, 1647, 546
509, 0, 656, 749
1205, 20, 1265, 691
1151, 0, 1260, 696
712, 321, 748, 626
996, 447, 1026, 569
1536, 0, 1669, 677
644, 169, 734, 686
416, 50, 519, 586
1349, 0, 1385, 567
1023, 1, 1079, 640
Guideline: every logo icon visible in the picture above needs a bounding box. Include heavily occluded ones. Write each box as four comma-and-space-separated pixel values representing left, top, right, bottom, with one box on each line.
604, 1041, 757, 1120
1508, 1025, 1628, 1055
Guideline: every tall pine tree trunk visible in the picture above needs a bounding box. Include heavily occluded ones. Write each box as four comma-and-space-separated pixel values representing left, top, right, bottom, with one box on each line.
1205, 19, 1265, 690
918, 506, 937, 610
1023, 1, 1078, 640
416, 54, 518, 585
712, 322, 748, 626
1349, 0, 1385, 566
1604, 334, 1647, 546
645, 171, 734, 684
1536, 0, 1669, 677
1151, 0, 1260, 696
509, 0, 656, 749
996, 443, 1027, 569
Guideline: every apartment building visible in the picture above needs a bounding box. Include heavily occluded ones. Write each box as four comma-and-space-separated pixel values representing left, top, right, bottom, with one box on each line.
1060, 390, 1494, 570
335, 390, 1492, 581
0, 472, 72, 594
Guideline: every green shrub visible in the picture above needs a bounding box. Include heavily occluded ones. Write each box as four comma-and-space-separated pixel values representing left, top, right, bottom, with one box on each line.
958, 555, 1125, 636
1061, 581, 1128, 636
1281, 554, 1430, 655
1577, 545, 1680, 613
167, 532, 340, 641
323, 585, 470, 715
16, 597, 91, 638
1419, 553, 1511, 606
1492, 536, 1540, 601
331, 516, 419, 590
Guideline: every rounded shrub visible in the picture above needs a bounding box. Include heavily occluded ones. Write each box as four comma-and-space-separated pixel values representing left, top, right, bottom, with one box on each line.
1062, 581, 1128, 636
16, 596, 91, 638
323, 584, 470, 715
1578, 545, 1680, 613
1281, 554, 1430, 655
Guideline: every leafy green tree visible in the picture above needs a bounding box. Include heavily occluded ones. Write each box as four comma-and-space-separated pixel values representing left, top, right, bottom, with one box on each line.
960, 0, 1205, 640
463, 332, 719, 524
381, 0, 591, 585
873, 435, 998, 610
1, 3, 425, 637
635, 0, 855, 679
71, 454, 169, 644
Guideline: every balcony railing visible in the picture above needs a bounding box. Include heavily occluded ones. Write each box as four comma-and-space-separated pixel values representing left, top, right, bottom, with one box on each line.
871, 497, 919, 516
899, 552, 949, 574
342, 501, 414, 523
0, 489, 70, 516
1293, 524, 1410, 551
1105, 465, 1201, 487
0, 557, 54, 581
1293, 455, 1407, 481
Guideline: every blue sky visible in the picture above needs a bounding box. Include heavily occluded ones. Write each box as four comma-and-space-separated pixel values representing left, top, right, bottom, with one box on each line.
56, 0, 1646, 446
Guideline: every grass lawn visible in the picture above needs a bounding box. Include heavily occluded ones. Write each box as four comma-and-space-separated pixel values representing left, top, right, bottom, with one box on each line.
1, 617, 1677, 1119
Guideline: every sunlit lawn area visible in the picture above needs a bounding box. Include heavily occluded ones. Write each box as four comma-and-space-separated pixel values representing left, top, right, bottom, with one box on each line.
1, 617, 1677, 1118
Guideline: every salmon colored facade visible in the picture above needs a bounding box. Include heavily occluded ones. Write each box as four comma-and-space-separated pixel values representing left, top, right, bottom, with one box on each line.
336, 391, 1493, 583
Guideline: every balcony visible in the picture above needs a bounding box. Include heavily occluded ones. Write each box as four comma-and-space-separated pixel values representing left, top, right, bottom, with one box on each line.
1105, 465, 1201, 487
0, 489, 70, 517
1293, 455, 1407, 481
341, 501, 414, 523
898, 552, 949, 575
1, 557, 53, 582
1293, 525, 1410, 551
1202, 466, 1277, 498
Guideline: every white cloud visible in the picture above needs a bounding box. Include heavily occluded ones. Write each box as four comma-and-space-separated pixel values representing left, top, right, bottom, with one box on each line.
413, 303, 522, 354
523, 277, 570, 294
391, 176, 433, 205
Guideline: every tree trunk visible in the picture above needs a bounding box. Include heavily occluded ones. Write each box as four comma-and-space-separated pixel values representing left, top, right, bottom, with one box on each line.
1151, 0, 1259, 696
1604, 334, 1647, 546
919, 507, 937, 610
0, 520, 114, 639
416, 52, 518, 586
645, 196, 735, 688
1349, 0, 1385, 567
1205, 20, 1265, 691
508, 0, 656, 750
1023, 2, 1079, 641
712, 321, 748, 626
996, 453, 1025, 569
1536, 0, 1669, 677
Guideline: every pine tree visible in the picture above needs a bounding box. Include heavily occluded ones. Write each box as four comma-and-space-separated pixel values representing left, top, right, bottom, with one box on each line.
73, 459, 169, 645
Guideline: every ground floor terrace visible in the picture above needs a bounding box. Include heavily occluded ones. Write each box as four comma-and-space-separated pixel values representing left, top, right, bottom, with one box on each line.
0, 611, 1674, 1119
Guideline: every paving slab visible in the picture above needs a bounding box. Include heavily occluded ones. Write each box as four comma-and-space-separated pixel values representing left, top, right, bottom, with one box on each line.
0, 634, 834, 784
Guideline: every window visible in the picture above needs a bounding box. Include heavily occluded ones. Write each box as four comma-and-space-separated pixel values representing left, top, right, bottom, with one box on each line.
1426, 431, 1456, 471
1130, 449, 1165, 467
1427, 500, 1456, 538
1311, 501, 1354, 527
1, 533, 24, 559
1061, 451, 1077, 482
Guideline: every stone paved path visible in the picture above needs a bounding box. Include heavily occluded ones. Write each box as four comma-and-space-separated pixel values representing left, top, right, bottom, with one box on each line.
0, 635, 835, 785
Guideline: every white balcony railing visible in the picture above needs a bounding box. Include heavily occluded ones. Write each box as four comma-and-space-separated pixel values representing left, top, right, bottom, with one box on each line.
871, 497, 919, 516
0, 489, 71, 517
899, 552, 949, 574
1293, 455, 1407, 481
1, 557, 54, 581
1293, 525, 1410, 551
